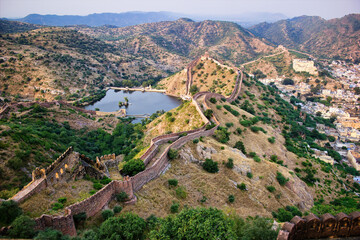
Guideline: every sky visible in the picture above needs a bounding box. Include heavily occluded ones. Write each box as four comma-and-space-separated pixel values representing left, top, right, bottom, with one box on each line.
0, 0, 359, 19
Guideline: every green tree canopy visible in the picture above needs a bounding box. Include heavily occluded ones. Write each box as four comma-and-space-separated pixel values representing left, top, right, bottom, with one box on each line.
99, 213, 146, 240
149, 207, 236, 240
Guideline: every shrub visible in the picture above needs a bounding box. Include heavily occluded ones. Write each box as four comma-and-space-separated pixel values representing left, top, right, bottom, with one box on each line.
167, 148, 179, 160
100, 177, 112, 185
268, 137, 275, 143
122, 159, 145, 176
276, 172, 289, 186
270, 155, 278, 162
240, 120, 252, 127
168, 179, 178, 187
247, 172, 253, 179
175, 186, 187, 199
237, 183, 247, 190
225, 122, 234, 128
266, 186, 276, 193
203, 159, 219, 173
116, 191, 128, 202
209, 98, 217, 104
216, 105, 222, 109
102, 210, 114, 220
57, 197, 67, 204
236, 128, 242, 134
114, 206, 123, 214
249, 152, 257, 158
170, 203, 179, 213
223, 105, 240, 116
228, 195, 235, 203
93, 182, 103, 190
52, 202, 64, 211
193, 138, 199, 144
234, 141, 246, 154
226, 158, 234, 169
214, 127, 230, 143
253, 156, 261, 162
204, 109, 213, 119
34, 228, 66, 240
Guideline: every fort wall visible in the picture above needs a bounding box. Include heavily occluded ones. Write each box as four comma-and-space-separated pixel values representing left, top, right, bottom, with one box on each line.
10, 54, 242, 237
277, 212, 360, 240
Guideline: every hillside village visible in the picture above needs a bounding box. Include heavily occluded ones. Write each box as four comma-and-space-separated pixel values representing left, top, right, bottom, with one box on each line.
258, 59, 360, 181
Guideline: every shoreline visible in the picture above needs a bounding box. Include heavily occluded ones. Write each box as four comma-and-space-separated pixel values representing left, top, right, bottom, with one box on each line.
109, 86, 166, 93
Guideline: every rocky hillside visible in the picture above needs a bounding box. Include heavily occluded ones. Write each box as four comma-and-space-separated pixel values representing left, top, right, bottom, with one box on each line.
122, 71, 360, 219
74, 18, 276, 66
0, 26, 166, 101
250, 14, 360, 61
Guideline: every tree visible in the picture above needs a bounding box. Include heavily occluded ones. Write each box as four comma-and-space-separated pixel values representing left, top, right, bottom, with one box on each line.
9, 215, 36, 239
102, 210, 114, 221
35, 228, 69, 240
122, 159, 145, 176
189, 85, 199, 95
167, 148, 179, 160
116, 191, 128, 202
282, 78, 294, 85
231, 215, 278, 240
0, 200, 22, 225
203, 159, 219, 173
149, 207, 236, 240
204, 109, 213, 119
276, 172, 289, 186
225, 158, 234, 169
354, 87, 360, 95
99, 214, 146, 240
234, 141, 246, 155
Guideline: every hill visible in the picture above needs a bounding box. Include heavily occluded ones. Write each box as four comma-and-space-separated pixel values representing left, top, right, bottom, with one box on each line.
249, 14, 360, 62
14, 12, 180, 27
0, 27, 168, 101
0, 19, 41, 33
74, 18, 276, 65
0, 19, 276, 101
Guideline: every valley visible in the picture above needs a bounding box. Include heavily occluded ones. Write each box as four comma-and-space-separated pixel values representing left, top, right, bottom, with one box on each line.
0, 13, 360, 240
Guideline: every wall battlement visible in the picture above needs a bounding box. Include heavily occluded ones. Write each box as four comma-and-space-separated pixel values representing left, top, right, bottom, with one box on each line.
277, 212, 360, 240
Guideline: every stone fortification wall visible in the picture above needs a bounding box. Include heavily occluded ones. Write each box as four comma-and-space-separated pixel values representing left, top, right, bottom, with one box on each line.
35, 209, 76, 236
10, 147, 74, 203
277, 212, 360, 240
34, 179, 134, 236
13, 55, 242, 237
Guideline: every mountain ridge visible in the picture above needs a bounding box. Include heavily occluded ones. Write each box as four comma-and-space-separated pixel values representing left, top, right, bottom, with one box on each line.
249, 14, 360, 61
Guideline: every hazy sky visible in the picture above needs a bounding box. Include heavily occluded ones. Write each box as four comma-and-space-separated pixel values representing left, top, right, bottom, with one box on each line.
1, 0, 359, 19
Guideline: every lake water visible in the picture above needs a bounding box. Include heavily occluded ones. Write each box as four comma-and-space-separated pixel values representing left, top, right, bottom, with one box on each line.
84, 89, 182, 122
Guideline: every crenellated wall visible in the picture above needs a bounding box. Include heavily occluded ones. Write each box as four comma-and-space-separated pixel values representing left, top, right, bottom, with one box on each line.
9, 55, 243, 237
277, 212, 360, 240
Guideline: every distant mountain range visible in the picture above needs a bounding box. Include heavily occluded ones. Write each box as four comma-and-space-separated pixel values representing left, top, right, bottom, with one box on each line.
249, 14, 360, 61
7, 11, 287, 28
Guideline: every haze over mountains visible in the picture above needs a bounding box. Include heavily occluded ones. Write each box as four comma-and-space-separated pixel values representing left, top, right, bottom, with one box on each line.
7, 11, 287, 28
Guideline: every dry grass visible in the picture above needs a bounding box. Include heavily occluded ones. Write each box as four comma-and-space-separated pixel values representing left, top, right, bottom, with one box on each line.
20, 179, 93, 218
122, 137, 313, 220
191, 59, 237, 96
143, 101, 204, 145
157, 70, 188, 96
